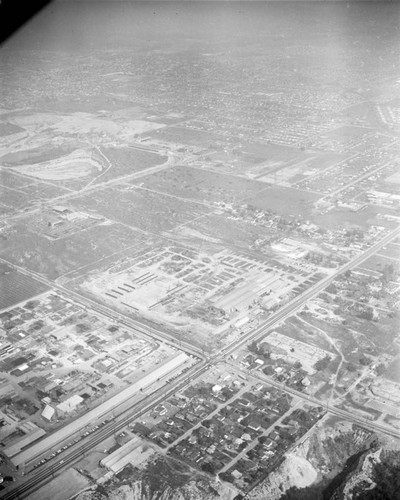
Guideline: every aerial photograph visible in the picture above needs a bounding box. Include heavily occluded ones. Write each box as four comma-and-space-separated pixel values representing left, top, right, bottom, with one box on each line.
0, 0, 399, 499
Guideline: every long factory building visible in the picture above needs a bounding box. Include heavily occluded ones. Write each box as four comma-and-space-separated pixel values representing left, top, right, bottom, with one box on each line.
9, 352, 189, 469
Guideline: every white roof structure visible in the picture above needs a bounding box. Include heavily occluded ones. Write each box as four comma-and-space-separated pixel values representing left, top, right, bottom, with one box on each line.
56, 395, 84, 414
3, 427, 46, 458
41, 405, 56, 421
101, 437, 154, 473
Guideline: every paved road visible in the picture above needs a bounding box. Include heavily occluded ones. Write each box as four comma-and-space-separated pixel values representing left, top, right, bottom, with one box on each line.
2, 224, 400, 499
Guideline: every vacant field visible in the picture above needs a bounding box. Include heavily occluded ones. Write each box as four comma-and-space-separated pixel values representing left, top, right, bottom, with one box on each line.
0, 262, 49, 310
248, 185, 320, 217
240, 140, 304, 163
130, 165, 268, 204
71, 186, 211, 234
0, 221, 142, 279
0, 182, 69, 213
0, 122, 24, 137
20, 182, 69, 199
25, 468, 91, 500
312, 205, 397, 231
0, 170, 33, 189
384, 356, 400, 383
0, 204, 12, 216
298, 311, 393, 363
276, 316, 337, 354
145, 125, 225, 148
375, 243, 400, 261
359, 254, 400, 275
0, 186, 32, 208
176, 212, 275, 251
98, 146, 167, 183
323, 125, 372, 141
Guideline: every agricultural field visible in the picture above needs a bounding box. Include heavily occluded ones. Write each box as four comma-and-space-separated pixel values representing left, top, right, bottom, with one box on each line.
70, 185, 212, 234
0, 220, 143, 279
0, 262, 49, 310
130, 165, 268, 205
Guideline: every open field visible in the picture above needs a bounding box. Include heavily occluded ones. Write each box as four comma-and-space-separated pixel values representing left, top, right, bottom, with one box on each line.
0, 122, 25, 137
130, 165, 268, 205
375, 243, 400, 260
276, 316, 337, 354
0, 181, 69, 214
0, 262, 49, 310
260, 151, 344, 186
359, 254, 400, 275
145, 125, 225, 148
0, 170, 34, 189
71, 185, 211, 234
322, 125, 372, 141
208, 141, 307, 177
25, 468, 91, 500
312, 205, 399, 231
384, 356, 400, 383
97, 146, 167, 183
0, 221, 144, 279
247, 186, 320, 218
174, 212, 277, 252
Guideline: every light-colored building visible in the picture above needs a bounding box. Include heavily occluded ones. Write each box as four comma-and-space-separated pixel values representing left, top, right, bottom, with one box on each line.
100, 437, 154, 474
3, 426, 46, 459
41, 405, 56, 422
56, 395, 84, 416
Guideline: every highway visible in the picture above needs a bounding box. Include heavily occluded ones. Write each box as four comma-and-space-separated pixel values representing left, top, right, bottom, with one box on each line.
1, 224, 399, 499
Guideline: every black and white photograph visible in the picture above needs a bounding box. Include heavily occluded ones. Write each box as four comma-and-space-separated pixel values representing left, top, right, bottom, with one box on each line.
0, 0, 399, 499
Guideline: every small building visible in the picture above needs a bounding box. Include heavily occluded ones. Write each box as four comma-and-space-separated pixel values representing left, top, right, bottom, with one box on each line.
56, 395, 84, 416
41, 405, 55, 422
